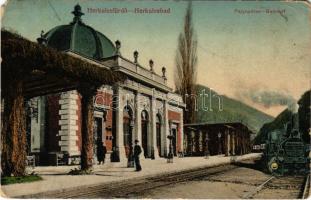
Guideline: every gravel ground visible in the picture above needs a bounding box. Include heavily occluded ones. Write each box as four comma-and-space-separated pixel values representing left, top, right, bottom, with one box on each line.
2, 153, 261, 197
253, 176, 306, 199
136, 165, 270, 199
138, 181, 256, 199
5, 154, 306, 199
133, 160, 306, 199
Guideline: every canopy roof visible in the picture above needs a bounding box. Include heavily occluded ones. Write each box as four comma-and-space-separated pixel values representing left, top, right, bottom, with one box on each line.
42, 4, 116, 60
1, 29, 125, 98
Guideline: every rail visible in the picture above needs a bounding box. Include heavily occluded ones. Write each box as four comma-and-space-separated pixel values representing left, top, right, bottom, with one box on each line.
242, 176, 275, 199
302, 174, 310, 199
22, 164, 239, 198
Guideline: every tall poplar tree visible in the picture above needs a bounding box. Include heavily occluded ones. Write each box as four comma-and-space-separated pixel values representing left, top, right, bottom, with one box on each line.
175, 2, 198, 124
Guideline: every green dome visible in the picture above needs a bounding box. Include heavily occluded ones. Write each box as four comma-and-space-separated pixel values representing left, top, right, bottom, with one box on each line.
42, 4, 116, 60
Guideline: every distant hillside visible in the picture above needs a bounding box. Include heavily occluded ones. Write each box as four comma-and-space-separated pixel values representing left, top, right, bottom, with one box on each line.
253, 89, 310, 145
194, 85, 274, 136
253, 109, 293, 145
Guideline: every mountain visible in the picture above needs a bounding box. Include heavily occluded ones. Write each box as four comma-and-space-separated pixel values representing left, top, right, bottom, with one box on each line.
193, 85, 274, 137
253, 109, 293, 145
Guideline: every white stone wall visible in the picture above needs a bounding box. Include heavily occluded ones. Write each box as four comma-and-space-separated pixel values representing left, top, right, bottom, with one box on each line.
163, 100, 170, 156
27, 85, 184, 163
115, 86, 126, 162
58, 90, 80, 156
155, 99, 165, 157
114, 85, 175, 160
151, 97, 158, 159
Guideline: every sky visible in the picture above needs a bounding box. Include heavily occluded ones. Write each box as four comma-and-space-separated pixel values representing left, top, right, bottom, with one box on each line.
2, 0, 311, 117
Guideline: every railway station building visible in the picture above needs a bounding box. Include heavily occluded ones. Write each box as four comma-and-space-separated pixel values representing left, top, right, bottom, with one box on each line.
184, 123, 252, 156
26, 5, 185, 165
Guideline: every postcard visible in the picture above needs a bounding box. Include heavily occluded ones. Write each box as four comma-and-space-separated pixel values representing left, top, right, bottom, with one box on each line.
1, 0, 310, 199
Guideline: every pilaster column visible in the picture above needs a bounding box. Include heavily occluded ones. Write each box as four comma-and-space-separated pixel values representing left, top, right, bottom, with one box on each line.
226, 131, 230, 156
59, 91, 80, 157
163, 100, 169, 157
191, 130, 195, 153
135, 92, 144, 157
151, 96, 159, 159
232, 132, 236, 155
115, 86, 126, 163
199, 130, 203, 153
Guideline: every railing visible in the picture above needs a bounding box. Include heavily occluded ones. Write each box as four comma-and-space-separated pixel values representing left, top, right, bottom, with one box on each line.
119, 58, 136, 72
119, 57, 166, 85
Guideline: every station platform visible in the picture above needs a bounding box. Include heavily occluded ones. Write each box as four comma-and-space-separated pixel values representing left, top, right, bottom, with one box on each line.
1, 153, 261, 198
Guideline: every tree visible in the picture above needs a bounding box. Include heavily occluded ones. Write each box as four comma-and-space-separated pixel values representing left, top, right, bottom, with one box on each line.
78, 84, 97, 171
174, 2, 198, 124
1, 77, 27, 176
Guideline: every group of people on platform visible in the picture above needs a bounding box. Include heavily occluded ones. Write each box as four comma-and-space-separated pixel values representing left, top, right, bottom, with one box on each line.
96, 139, 142, 172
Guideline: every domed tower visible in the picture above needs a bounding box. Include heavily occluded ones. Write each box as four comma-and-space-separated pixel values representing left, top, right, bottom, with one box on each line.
38, 4, 116, 60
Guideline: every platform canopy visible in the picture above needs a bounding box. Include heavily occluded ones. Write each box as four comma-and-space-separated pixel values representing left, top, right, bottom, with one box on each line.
1, 29, 124, 98
1, 29, 125, 176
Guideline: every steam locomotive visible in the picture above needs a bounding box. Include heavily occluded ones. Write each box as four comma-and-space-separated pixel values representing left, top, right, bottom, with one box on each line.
264, 114, 310, 176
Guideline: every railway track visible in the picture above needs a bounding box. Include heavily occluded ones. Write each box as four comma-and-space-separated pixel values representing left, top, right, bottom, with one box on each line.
22, 164, 239, 198
19, 157, 308, 199
243, 174, 310, 199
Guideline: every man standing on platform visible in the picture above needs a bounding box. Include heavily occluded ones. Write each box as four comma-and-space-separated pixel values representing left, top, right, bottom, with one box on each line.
133, 139, 142, 171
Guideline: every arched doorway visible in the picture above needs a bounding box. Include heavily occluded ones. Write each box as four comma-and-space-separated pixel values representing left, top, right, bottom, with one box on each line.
93, 110, 107, 164
123, 106, 133, 158
171, 123, 178, 156
141, 110, 149, 158
156, 114, 162, 157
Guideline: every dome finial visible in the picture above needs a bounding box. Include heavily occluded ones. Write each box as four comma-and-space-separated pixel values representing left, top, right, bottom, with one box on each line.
72, 4, 84, 22
115, 40, 121, 56
162, 66, 167, 79
37, 30, 47, 45
149, 59, 154, 72
133, 50, 139, 63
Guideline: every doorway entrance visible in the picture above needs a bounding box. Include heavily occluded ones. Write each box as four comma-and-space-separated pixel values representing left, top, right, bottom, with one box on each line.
141, 110, 149, 158
93, 117, 103, 163
171, 125, 177, 156
93, 110, 106, 164
123, 106, 133, 158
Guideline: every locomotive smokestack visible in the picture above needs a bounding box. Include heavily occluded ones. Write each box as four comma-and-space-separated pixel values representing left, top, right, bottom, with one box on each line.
288, 103, 298, 114
292, 113, 299, 130
289, 103, 299, 130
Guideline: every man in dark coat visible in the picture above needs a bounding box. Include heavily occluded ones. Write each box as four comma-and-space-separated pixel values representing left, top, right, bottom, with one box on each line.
96, 139, 104, 165
133, 139, 142, 171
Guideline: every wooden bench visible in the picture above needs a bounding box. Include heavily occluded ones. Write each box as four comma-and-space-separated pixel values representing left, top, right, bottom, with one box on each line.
56, 153, 69, 166
178, 151, 184, 158
48, 152, 68, 166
